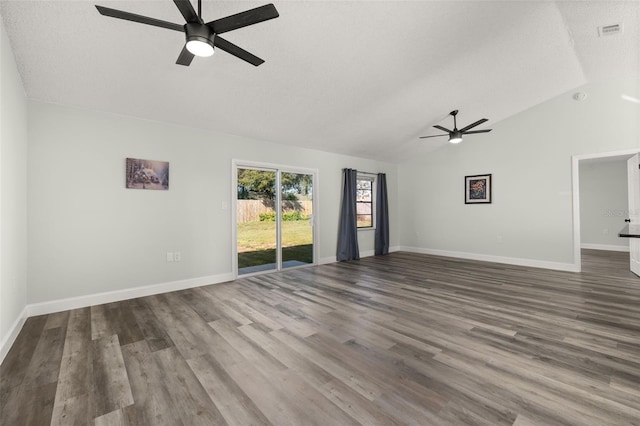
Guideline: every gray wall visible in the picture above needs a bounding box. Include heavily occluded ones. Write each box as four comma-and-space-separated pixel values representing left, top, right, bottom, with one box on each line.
27, 100, 398, 303
398, 78, 640, 267
579, 160, 629, 250
0, 18, 28, 347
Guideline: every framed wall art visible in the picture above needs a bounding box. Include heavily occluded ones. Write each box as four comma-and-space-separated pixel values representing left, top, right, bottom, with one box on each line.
126, 158, 169, 190
465, 174, 491, 204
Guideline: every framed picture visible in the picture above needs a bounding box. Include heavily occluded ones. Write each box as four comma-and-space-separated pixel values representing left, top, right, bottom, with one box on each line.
465, 174, 491, 204
126, 158, 169, 190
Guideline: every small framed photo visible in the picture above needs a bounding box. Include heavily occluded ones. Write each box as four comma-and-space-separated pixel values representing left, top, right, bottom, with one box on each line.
465, 174, 492, 204
126, 158, 169, 190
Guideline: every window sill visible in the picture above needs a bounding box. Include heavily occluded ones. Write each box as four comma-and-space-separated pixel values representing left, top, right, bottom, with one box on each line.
357, 227, 376, 232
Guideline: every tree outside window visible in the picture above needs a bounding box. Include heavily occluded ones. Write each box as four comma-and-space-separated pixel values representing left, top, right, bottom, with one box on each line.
357, 176, 375, 228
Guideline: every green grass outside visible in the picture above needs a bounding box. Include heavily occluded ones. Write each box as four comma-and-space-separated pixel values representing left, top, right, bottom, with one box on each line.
237, 220, 313, 268
237, 245, 313, 268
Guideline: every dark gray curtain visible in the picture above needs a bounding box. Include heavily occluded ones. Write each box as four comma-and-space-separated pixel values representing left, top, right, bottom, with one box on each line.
375, 173, 389, 255
336, 168, 360, 261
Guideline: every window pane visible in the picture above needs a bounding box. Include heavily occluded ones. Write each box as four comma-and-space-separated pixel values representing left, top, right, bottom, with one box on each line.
237, 168, 277, 275
357, 200, 372, 228
357, 190, 371, 202
357, 180, 372, 190
281, 172, 314, 268
357, 215, 372, 228
357, 201, 372, 215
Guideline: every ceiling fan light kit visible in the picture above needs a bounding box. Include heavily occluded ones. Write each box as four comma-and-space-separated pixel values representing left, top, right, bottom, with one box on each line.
449, 131, 463, 144
95, 0, 279, 66
420, 110, 492, 144
185, 23, 215, 57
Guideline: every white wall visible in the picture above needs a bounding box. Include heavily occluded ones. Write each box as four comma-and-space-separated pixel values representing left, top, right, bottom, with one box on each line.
0, 18, 28, 353
398, 78, 640, 268
27, 100, 397, 304
579, 160, 629, 250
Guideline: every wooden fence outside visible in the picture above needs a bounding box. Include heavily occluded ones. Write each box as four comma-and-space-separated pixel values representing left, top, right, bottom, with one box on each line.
237, 200, 313, 223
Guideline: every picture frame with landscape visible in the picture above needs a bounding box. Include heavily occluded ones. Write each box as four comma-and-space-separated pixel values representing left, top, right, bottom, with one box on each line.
126, 158, 169, 190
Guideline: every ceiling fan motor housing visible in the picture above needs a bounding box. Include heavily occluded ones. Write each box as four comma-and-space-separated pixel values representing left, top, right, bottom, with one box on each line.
185, 22, 215, 46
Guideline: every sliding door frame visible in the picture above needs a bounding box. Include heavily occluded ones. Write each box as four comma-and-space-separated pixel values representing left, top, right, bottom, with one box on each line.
231, 159, 319, 278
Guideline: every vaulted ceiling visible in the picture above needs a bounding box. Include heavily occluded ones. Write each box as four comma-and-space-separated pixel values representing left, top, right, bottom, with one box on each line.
1, 1, 638, 162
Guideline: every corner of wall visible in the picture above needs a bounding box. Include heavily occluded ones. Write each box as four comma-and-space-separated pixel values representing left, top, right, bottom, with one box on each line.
0, 307, 28, 364
0, 16, 29, 364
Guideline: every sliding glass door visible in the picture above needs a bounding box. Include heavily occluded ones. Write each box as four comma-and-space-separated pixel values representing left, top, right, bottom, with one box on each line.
235, 164, 315, 276
236, 168, 277, 275
281, 172, 313, 269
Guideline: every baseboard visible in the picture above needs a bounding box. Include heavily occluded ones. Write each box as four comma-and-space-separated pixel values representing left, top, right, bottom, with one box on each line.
25, 273, 234, 318
319, 246, 400, 265
319, 256, 336, 265
360, 250, 375, 258
0, 305, 29, 365
581, 243, 629, 252
400, 246, 580, 272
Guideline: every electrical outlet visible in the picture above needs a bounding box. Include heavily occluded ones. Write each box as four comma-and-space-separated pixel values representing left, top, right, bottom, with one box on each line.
496, 235, 503, 243
174, 251, 181, 262
166, 252, 174, 262
603, 228, 609, 235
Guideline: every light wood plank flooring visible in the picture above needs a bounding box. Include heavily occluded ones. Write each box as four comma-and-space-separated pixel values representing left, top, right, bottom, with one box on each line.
2, 250, 640, 425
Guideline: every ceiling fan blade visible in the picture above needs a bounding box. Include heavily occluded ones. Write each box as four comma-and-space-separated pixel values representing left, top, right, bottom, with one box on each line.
459, 118, 488, 133
95, 5, 184, 32
433, 125, 452, 133
207, 4, 279, 35
214, 36, 264, 66
176, 45, 195, 66
173, 0, 200, 23
463, 129, 492, 135
419, 134, 448, 139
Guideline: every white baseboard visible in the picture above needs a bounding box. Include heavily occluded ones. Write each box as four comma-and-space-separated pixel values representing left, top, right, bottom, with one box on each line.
581, 243, 629, 252
399, 246, 580, 272
319, 256, 336, 265
26, 272, 234, 317
360, 247, 401, 257
360, 250, 375, 258
0, 305, 29, 365
319, 246, 400, 265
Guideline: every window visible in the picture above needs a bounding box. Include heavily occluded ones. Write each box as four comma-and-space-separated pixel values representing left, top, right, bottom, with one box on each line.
357, 175, 375, 228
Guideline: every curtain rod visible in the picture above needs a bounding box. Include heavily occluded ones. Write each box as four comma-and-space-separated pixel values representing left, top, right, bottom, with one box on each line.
355, 170, 379, 176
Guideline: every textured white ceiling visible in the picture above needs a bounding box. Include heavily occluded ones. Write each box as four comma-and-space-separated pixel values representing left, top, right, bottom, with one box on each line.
1, 1, 638, 162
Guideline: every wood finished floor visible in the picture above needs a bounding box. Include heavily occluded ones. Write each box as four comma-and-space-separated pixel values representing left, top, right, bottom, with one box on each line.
2, 250, 640, 425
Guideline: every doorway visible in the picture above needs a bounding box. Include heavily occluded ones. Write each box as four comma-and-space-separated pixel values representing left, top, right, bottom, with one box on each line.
233, 161, 317, 277
572, 149, 640, 273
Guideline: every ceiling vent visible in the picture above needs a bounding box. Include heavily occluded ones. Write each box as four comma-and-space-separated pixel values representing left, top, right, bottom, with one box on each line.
598, 23, 623, 37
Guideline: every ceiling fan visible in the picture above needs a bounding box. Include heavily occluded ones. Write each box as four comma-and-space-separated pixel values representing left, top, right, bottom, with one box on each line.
95, 0, 279, 66
420, 110, 492, 144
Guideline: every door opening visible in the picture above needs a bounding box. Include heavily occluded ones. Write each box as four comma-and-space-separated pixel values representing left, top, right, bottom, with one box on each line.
234, 162, 316, 277
572, 149, 640, 273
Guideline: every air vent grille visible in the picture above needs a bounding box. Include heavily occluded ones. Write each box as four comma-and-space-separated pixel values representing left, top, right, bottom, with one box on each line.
598, 23, 623, 37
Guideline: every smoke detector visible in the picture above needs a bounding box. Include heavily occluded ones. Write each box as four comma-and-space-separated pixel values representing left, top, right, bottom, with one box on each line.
598, 23, 623, 37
